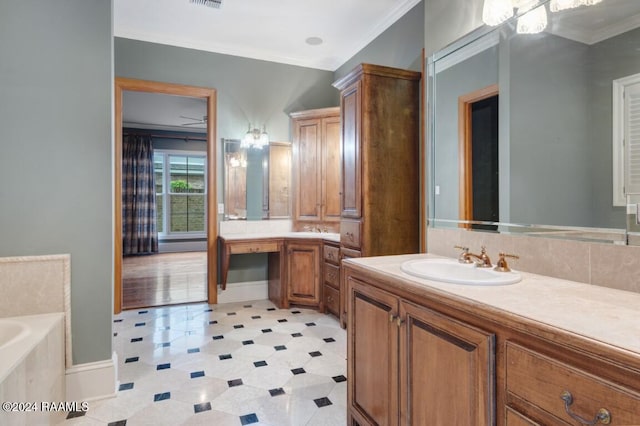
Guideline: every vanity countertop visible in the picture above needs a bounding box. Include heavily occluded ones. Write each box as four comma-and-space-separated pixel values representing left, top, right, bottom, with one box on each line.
344, 253, 640, 355
219, 232, 340, 243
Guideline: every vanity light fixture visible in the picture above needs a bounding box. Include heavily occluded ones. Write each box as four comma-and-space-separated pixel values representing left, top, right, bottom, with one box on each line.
482, 0, 514, 26
241, 123, 269, 149
516, 0, 547, 34
483, 0, 605, 32
548, 0, 582, 11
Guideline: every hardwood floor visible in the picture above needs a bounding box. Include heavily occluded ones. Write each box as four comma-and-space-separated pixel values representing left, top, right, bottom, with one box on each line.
122, 251, 207, 310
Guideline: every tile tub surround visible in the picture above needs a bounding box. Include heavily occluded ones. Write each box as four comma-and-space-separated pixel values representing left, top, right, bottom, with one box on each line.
427, 227, 640, 294
0, 313, 66, 426
0, 254, 72, 368
61, 300, 347, 425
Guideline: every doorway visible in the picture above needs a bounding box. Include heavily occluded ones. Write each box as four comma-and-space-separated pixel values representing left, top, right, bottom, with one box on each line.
459, 84, 499, 230
114, 78, 218, 314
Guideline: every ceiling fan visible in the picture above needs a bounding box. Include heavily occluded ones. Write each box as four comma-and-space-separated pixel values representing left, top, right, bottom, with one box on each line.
180, 115, 207, 126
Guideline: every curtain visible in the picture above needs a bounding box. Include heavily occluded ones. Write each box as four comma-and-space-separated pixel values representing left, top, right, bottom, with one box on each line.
122, 134, 158, 255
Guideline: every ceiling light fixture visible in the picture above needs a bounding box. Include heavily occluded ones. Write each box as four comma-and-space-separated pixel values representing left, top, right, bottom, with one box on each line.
242, 124, 269, 149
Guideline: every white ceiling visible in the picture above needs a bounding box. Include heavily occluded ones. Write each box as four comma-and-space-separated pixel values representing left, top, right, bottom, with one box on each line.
114, 0, 422, 71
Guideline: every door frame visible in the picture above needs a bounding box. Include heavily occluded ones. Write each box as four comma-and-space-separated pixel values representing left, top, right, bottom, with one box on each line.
114, 77, 218, 314
458, 84, 499, 224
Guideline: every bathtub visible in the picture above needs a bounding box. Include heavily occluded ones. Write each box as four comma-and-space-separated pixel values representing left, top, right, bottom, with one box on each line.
0, 313, 66, 425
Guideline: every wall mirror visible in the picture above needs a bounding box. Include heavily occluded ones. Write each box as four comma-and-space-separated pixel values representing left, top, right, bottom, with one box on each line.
428, 0, 640, 244
223, 139, 291, 220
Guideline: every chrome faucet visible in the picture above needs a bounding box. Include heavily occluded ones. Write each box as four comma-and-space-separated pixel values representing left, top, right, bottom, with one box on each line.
455, 245, 492, 268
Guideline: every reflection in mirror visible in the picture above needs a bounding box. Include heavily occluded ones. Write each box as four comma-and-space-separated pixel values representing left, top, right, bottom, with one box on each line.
224, 139, 247, 219
429, 0, 640, 244
268, 142, 292, 219
223, 139, 291, 220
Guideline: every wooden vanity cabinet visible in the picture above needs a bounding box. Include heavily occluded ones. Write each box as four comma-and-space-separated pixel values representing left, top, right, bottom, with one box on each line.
322, 242, 340, 317
333, 64, 421, 327
290, 107, 341, 231
344, 261, 640, 426
348, 277, 495, 426
504, 342, 640, 425
285, 239, 322, 308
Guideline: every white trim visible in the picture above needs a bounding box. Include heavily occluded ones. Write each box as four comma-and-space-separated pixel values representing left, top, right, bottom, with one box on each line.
612, 73, 640, 206
65, 352, 118, 402
217, 280, 268, 304
434, 30, 500, 74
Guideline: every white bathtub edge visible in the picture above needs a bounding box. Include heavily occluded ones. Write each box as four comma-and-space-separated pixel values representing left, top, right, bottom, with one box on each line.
65, 351, 118, 402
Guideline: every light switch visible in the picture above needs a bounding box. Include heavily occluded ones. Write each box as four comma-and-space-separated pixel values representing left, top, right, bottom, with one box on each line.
218, 203, 225, 214
435, 185, 440, 195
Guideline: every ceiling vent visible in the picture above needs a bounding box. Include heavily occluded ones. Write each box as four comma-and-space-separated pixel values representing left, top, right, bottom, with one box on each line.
190, 0, 222, 9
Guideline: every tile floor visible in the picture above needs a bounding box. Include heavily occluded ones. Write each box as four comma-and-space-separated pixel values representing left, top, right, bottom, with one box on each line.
60, 300, 347, 425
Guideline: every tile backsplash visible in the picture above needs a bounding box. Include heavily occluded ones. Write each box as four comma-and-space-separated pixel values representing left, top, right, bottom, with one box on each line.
427, 227, 640, 294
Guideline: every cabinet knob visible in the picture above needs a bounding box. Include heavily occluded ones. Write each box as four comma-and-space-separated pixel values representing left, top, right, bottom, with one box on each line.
560, 391, 611, 425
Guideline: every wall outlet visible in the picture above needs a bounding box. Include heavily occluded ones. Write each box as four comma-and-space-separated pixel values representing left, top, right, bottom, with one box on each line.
218, 203, 225, 214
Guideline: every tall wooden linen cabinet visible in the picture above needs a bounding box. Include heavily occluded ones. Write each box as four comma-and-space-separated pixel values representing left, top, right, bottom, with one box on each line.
333, 64, 421, 328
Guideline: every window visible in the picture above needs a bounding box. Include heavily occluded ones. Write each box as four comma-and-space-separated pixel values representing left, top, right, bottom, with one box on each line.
154, 151, 207, 237
613, 72, 640, 206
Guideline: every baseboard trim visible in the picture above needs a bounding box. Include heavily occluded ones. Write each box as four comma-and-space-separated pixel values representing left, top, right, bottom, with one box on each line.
66, 352, 118, 402
217, 280, 268, 304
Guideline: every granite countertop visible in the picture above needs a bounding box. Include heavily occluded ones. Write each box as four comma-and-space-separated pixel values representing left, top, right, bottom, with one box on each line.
344, 253, 640, 355
219, 231, 341, 243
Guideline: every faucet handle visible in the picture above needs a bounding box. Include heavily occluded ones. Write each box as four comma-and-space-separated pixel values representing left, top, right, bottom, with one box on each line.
454, 245, 473, 264
494, 252, 519, 272
476, 246, 492, 268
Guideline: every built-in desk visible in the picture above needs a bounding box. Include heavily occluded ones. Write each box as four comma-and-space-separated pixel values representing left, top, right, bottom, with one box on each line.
218, 232, 339, 309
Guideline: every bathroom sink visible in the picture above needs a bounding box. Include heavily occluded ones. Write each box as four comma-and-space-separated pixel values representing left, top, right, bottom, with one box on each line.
400, 258, 521, 286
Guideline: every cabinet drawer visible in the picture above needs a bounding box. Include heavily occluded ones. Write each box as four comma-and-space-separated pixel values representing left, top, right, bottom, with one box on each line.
324, 262, 340, 288
340, 220, 361, 249
324, 244, 340, 265
228, 241, 280, 254
324, 284, 340, 316
506, 342, 640, 425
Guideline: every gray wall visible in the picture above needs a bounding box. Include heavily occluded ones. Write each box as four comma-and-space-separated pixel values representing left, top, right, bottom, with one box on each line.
334, 0, 425, 80
115, 38, 339, 214
508, 34, 592, 227
0, 0, 113, 364
424, 0, 483, 57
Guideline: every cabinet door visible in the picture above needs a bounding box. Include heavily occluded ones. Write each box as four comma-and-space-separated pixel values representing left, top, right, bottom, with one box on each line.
322, 115, 342, 222
348, 278, 399, 426
340, 80, 362, 218
286, 241, 321, 306
399, 300, 495, 426
294, 118, 322, 222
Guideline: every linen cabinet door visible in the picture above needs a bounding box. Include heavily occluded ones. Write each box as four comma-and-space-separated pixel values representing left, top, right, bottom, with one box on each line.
340, 80, 362, 219
293, 118, 322, 222
399, 300, 495, 426
348, 278, 399, 426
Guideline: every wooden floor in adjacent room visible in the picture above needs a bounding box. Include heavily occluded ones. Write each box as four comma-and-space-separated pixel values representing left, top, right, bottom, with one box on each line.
122, 251, 207, 310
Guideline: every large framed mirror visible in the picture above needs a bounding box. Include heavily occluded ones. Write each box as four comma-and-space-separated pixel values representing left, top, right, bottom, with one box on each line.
428, 0, 640, 244
223, 139, 291, 220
